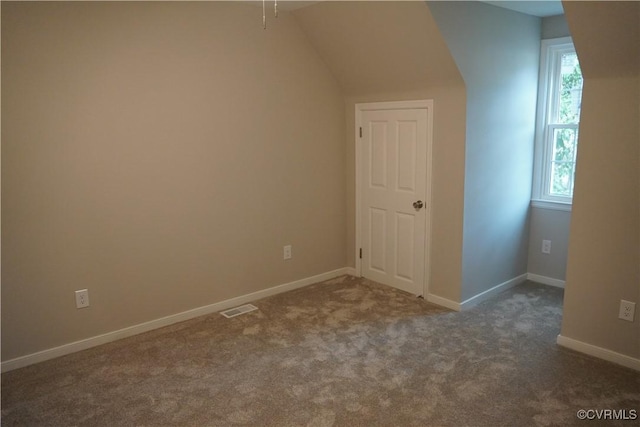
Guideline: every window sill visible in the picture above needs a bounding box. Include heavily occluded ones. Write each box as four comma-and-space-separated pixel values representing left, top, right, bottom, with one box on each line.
531, 199, 572, 212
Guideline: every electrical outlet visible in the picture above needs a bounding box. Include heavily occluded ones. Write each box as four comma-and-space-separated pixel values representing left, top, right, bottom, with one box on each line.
75, 289, 90, 309
283, 245, 292, 260
618, 300, 635, 322
542, 240, 551, 254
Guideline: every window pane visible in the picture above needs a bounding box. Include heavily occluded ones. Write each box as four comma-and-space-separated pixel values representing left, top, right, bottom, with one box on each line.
550, 161, 574, 196
535, 41, 581, 204
558, 53, 583, 124
552, 127, 577, 161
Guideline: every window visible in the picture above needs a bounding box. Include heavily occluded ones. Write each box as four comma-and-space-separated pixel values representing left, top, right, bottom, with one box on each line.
532, 37, 583, 210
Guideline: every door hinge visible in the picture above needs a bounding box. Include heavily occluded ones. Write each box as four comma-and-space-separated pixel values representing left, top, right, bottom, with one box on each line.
359, 127, 362, 138
359, 248, 362, 259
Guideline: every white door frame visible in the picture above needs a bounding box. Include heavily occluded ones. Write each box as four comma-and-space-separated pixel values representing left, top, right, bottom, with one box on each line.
355, 99, 434, 297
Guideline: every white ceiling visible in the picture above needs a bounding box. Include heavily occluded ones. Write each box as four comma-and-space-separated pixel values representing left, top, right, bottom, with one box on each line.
481, 1, 564, 17
277, 1, 564, 17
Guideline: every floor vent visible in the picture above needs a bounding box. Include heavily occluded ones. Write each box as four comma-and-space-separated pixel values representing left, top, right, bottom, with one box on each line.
220, 304, 258, 318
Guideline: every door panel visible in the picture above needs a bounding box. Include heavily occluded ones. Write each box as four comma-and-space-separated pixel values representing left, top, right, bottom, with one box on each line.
360, 108, 428, 295
395, 212, 415, 281
396, 121, 417, 192
369, 207, 387, 273
370, 122, 388, 189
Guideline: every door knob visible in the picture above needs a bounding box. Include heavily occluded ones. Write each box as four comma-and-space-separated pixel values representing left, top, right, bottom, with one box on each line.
413, 200, 424, 210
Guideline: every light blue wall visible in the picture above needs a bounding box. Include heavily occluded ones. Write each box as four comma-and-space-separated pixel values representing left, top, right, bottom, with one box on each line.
527, 207, 571, 280
541, 14, 570, 39
427, 1, 541, 300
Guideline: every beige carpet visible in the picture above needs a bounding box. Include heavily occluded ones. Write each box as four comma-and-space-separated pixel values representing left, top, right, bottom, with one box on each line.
2, 275, 639, 426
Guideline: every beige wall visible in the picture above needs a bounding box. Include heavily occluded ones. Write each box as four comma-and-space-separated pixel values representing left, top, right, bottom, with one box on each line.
9, 0, 636, 367
1, 2, 346, 361
565, 1, 638, 80
293, 1, 462, 96
562, 1, 640, 358
294, 1, 466, 302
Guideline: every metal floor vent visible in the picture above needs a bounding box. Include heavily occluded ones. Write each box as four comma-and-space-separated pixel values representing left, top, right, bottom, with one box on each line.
220, 304, 258, 318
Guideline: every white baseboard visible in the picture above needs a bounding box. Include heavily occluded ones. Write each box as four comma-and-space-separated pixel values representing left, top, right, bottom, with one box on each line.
557, 334, 640, 372
460, 273, 528, 310
426, 294, 461, 311
344, 267, 358, 277
527, 273, 565, 288
1, 267, 354, 373
426, 273, 529, 312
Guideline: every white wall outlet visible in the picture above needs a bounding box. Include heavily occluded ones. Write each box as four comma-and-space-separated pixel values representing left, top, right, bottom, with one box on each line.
542, 239, 551, 254
618, 300, 635, 322
283, 245, 292, 260
75, 289, 90, 309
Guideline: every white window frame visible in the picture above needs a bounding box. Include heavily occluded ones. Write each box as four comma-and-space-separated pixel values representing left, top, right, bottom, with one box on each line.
532, 37, 580, 212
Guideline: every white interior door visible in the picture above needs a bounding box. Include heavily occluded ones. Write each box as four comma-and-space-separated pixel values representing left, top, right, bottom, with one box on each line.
359, 106, 430, 296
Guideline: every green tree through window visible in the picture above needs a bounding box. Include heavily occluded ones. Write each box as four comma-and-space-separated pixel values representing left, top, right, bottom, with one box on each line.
550, 53, 582, 197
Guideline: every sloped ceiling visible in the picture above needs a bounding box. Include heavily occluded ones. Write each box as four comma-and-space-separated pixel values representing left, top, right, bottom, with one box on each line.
563, 1, 639, 78
292, 1, 462, 96
481, 1, 563, 17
